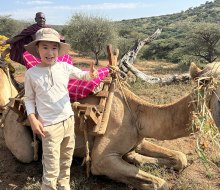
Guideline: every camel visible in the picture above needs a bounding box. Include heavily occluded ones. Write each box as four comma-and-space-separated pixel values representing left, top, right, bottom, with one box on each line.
0, 67, 18, 111
2, 62, 220, 190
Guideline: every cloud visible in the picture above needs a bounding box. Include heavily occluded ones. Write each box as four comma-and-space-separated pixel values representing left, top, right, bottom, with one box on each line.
28, 2, 154, 11
0, 2, 155, 24
16, 0, 53, 5
71, 3, 154, 10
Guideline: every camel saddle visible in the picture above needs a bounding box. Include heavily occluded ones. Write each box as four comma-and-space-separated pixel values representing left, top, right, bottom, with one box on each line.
72, 75, 116, 136
8, 74, 115, 136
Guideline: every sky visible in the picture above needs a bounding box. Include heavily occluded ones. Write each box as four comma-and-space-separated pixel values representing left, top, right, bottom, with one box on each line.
0, 0, 214, 25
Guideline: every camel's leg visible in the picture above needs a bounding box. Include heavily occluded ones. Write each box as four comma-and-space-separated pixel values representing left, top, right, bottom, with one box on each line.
127, 139, 187, 171
4, 110, 34, 163
124, 151, 185, 171
91, 156, 169, 190
124, 151, 175, 167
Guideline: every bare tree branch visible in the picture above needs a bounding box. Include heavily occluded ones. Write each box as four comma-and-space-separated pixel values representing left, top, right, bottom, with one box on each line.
118, 28, 191, 84
118, 29, 162, 74
124, 62, 191, 84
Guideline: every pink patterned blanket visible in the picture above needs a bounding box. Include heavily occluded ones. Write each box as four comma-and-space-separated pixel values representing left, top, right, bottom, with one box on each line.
23, 51, 109, 100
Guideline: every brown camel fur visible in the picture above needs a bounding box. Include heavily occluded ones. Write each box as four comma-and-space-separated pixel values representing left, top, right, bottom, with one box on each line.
0, 68, 18, 110
2, 63, 220, 190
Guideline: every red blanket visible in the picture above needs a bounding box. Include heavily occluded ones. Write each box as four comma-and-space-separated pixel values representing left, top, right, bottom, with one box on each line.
23, 51, 109, 100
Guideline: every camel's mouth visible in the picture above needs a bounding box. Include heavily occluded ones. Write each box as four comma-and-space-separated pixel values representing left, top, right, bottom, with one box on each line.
191, 74, 220, 136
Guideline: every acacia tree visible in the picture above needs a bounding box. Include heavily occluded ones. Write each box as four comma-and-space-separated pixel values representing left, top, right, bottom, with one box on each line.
185, 23, 220, 63
64, 14, 117, 65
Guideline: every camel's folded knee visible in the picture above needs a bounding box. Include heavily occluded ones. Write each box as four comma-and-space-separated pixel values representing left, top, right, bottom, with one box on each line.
172, 151, 187, 171
124, 150, 187, 171
157, 180, 169, 190
91, 162, 100, 175
91, 158, 108, 175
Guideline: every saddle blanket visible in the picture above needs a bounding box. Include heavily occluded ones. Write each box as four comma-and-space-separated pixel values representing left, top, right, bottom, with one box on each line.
23, 51, 109, 100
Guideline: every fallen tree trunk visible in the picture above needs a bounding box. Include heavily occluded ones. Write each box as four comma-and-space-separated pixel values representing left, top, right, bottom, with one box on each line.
118, 28, 191, 84
124, 62, 191, 84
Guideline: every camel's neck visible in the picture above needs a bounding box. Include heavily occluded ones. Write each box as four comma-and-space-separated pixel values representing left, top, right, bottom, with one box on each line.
123, 88, 193, 140
0, 68, 18, 107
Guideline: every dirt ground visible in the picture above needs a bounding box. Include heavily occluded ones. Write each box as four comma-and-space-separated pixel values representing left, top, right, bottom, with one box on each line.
0, 55, 219, 190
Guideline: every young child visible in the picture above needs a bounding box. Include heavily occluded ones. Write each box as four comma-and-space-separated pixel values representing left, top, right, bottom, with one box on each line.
24, 28, 98, 190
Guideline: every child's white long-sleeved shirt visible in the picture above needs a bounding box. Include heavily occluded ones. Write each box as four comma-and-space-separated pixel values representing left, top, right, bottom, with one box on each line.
24, 61, 91, 126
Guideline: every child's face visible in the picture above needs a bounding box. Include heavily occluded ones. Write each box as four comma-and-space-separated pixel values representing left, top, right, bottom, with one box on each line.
38, 41, 59, 65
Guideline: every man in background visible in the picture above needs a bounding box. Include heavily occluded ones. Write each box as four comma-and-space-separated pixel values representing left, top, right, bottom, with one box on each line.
0, 12, 48, 65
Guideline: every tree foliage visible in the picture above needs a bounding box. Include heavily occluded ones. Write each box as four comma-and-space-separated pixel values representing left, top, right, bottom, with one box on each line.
0, 15, 29, 37
116, 0, 220, 64
184, 22, 220, 63
141, 38, 180, 61
2, 0, 220, 65
0, 35, 11, 62
64, 14, 117, 65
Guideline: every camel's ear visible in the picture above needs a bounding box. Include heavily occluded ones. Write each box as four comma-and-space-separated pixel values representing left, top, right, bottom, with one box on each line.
189, 62, 202, 80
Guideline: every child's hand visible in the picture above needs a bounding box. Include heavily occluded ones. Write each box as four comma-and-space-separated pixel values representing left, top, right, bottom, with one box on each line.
89, 62, 98, 79
29, 116, 45, 137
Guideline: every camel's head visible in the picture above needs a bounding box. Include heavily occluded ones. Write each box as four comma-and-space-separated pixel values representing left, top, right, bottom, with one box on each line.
190, 62, 220, 130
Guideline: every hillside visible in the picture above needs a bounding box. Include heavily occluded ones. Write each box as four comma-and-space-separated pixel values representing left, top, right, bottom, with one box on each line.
51, 1, 220, 38
1, 1, 220, 65
116, 0, 220, 36
114, 0, 220, 64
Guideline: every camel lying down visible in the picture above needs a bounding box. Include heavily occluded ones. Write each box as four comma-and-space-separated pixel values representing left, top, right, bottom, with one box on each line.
3, 62, 220, 190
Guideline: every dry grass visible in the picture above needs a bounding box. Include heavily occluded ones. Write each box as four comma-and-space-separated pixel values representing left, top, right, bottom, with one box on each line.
127, 61, 220, 190
129, 78, 193, 104
1, 59, 220, 190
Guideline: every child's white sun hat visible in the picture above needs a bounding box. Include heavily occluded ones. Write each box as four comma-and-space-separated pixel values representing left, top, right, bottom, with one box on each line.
25, 28, 70, 58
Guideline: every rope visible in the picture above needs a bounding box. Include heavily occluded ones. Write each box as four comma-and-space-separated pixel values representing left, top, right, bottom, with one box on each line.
109, 65, 127, 80
0, 108, 10, 128
78, 63, 135, 177
0, 89, 25, 128
80, 115, 91, 177
109, 65, 137, 126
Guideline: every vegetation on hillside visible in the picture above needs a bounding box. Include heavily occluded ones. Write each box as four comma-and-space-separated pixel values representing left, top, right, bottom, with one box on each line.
1, 0, 220, 65
0, 35, 11, 63
116, 0, 220, 64
0, 15, 30, 37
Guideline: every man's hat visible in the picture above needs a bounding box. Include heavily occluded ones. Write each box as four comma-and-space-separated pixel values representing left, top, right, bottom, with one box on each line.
24, 28, 70, 58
